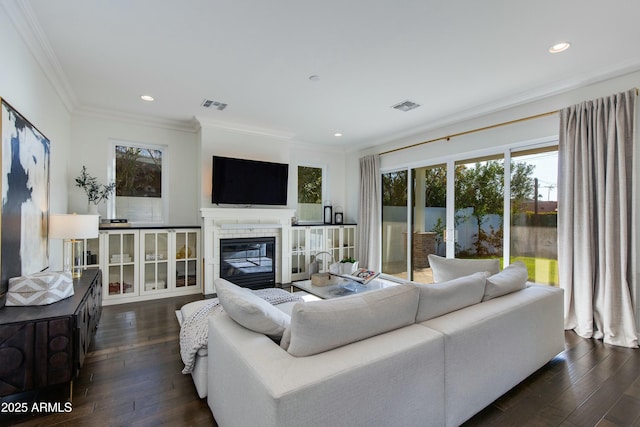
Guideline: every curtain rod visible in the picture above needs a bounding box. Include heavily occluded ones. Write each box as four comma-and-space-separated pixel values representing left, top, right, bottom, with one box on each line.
380, 88, 640, 157
379, 110, 559, 156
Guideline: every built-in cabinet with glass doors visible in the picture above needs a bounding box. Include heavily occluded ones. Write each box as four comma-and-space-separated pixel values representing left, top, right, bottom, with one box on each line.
104, 229, 139, 299
290, 224, 357, 281
76, 227, 201, 305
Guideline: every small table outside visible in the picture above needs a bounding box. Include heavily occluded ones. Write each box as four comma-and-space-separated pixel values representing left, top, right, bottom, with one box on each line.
292, 276, 400, 300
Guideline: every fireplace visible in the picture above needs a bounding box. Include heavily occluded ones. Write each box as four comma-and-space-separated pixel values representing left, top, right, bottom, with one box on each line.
219, 237, 276, 289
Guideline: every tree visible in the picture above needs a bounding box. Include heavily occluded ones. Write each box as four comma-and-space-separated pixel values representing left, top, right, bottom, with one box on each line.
453, 160, 535, 256
510, 162, 536, 211
422, 167, 447, 207
115, 146, 162, 197
382, 171, 407, 206
382, 161, 536, 256
298, 166, 322, 203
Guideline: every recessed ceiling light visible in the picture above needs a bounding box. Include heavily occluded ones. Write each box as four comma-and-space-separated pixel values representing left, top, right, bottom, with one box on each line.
549, 42, 571, 54
334, 133, 342, 137
309, 75, 321, 82
140, 95, 155, 102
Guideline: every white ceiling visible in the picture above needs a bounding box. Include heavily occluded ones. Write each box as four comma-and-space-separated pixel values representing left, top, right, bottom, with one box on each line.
14, 0, 640, 149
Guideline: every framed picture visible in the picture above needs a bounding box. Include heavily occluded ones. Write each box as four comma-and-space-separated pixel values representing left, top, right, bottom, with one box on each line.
1, 98, 50, 306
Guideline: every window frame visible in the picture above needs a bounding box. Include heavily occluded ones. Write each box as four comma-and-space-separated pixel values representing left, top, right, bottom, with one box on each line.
107, 139, 169, 225
379, 136, 558, 280
296, 163, 327, 224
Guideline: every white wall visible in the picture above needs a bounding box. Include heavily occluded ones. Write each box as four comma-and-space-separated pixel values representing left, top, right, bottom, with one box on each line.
363, 71, 640, 170
289, 143, 347, 221
69, 114, 199, 225
198, 120, 291, 209
198, 119, 347, 221
0, 5, 72, 271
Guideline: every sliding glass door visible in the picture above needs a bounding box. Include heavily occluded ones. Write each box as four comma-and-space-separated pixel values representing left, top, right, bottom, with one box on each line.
510, 148, 558, 285
381, 170, 408, 280
454, 155, 505, 263
411, 164, 447, 283
380, 142, 558, 287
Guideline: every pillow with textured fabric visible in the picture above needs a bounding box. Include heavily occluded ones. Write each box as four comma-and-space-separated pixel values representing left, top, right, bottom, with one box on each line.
215, 278, 290, 339
284, 284, 419, 357
414, 272, 487, 322
482, 261, 528, 301
6, 271, 73, 306
428, 254, 500, 282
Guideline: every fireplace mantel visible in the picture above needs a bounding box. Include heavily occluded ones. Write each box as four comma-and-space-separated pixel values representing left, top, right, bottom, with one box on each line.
200, 208, 295, 294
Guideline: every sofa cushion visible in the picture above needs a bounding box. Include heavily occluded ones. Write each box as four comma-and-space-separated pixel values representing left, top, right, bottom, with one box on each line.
482, 261, 528, 301
215, 278, 290, 339
284, 284, 419, 357
428, 254, 500, 282
414, 272, 487, 322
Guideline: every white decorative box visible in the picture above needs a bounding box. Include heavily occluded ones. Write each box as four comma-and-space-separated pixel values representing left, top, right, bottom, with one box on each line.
310, 273, 341, 287
6, 271, 74, 306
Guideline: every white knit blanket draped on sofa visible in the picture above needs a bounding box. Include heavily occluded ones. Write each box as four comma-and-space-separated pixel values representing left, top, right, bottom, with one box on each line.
180, 288, 303, 374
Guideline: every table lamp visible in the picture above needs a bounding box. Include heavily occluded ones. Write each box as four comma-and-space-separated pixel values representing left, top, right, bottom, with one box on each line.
49, 213, 99, 278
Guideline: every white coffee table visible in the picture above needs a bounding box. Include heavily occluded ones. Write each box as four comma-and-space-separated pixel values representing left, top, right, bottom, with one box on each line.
292, 276, 399, 299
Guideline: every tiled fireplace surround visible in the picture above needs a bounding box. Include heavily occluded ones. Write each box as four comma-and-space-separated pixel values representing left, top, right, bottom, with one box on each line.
201, 208, 295, 295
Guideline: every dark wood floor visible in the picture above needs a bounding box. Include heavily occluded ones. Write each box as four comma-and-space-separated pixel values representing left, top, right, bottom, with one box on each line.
5, 294, 640, 426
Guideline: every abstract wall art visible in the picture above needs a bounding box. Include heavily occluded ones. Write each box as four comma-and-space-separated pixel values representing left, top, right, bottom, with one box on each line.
1, 98, 50, 307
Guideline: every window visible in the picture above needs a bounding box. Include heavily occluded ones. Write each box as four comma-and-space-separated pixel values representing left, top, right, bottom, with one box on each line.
411, 164, 447, 283
510, 147, 558, 285
380, 141, 558, 286
109, 141, 167, 224
381, 170, 409, 280
297, 165, 323, 222
454, 154, 505, 262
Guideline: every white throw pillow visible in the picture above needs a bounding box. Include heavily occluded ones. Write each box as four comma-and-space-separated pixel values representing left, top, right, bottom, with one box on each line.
215, 278, 290, 338
6, 271, 74, 306
482, 261, 528, 301
414, 272, 487, 322
285, 284, 419, 357
428, 254, 500, 282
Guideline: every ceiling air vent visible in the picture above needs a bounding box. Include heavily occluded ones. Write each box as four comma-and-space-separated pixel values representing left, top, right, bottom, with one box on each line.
391, 100, 420, 112
201, 99, 228, 111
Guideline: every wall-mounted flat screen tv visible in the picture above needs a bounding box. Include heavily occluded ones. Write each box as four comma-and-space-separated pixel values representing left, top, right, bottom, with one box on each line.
212, 156, 289, 205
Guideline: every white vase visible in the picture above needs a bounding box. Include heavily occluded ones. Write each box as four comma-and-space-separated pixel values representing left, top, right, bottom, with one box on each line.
88, 204, 99, 215
340, 261, 358, 274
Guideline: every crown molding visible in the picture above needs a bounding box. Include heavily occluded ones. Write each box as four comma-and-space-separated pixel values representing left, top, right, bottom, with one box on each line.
74, 106, 199, 133
2, 0, 77, 113
194, 116, 295, 141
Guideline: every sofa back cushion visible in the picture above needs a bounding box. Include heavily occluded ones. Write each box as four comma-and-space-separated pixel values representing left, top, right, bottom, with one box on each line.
414, 272, 487, 322
428, 254, 500, 282
482, 261, 528, 301
215, 278, 290, 339
283, 284, 419, 357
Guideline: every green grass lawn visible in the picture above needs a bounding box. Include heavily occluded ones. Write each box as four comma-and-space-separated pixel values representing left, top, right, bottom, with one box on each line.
509, 256, 559, 287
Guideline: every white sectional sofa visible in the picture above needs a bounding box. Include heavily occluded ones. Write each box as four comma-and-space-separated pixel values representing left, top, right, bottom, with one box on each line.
205, 261, 564, 427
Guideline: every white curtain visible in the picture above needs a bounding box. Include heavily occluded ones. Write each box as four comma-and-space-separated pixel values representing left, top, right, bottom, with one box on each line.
558, 88, 638, 348
357, 154, 381, 271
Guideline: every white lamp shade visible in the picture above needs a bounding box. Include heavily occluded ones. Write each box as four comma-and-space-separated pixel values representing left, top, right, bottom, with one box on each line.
49, 214, 99, 239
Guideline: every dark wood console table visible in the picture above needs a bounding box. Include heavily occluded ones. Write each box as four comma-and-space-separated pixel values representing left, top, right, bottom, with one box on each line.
0, 268, 102, 397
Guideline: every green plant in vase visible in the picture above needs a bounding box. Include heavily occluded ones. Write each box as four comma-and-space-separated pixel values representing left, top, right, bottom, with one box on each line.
75, 166, 116, 214
340, 257, 358, 274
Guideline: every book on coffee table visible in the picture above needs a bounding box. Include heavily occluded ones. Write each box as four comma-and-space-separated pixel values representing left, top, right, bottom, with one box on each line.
340, 268, 380, 284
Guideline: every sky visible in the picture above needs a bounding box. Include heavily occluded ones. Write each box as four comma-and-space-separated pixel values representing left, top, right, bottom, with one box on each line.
515, 151, 558, 201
